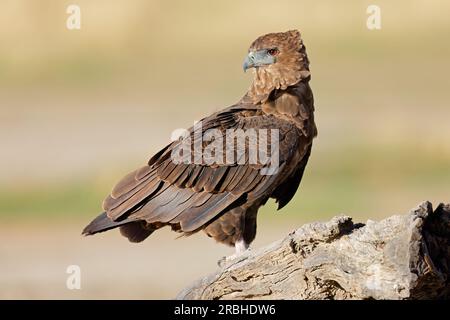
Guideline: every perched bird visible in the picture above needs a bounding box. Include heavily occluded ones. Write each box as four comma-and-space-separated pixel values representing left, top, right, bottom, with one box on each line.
83, 30, 317, 256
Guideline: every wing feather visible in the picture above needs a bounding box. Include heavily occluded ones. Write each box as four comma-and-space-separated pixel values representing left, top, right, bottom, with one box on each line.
176, 193, 241, 232
100, 104, 306, 235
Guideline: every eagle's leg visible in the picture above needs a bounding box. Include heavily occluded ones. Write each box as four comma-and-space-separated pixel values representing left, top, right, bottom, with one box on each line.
204, 205, 258, 267
235, 238, 249, 254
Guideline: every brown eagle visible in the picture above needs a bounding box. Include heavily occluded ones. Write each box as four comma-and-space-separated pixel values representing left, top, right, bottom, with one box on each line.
83, 30, 317, 255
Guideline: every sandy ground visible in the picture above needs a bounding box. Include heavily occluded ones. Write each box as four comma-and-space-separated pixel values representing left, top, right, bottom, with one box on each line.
0, 217, 300, 299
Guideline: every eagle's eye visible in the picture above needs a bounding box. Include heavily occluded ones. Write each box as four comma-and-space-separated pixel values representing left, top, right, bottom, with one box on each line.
267, 48, 279, 56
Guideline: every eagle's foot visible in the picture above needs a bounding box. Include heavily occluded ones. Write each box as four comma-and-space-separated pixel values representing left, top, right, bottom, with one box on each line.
217, 238, 251, 267
217, 254, 238, 267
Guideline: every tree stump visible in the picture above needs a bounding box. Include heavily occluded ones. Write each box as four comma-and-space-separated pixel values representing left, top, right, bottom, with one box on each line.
177, 201, 450, 300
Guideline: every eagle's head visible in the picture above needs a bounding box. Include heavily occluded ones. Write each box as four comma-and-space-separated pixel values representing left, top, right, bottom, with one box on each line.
244, 30, 310, 104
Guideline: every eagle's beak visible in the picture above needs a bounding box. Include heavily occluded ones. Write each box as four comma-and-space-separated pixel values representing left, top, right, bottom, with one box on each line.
243, 50, 276, 72
243, 52, 255, 72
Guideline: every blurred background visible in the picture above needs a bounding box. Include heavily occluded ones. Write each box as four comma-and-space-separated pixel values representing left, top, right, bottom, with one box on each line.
0, 0, 449, 299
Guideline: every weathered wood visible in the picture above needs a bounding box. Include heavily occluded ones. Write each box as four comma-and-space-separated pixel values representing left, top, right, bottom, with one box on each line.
177, 201, 450, 300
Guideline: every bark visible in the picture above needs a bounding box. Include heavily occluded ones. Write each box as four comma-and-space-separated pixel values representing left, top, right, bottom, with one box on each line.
177, 201, 450, 300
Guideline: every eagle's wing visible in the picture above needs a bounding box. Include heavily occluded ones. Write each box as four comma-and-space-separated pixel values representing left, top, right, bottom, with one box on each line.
84, 104, 309, 238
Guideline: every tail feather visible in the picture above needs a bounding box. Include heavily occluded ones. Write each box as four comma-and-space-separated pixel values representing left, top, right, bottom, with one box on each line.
82, 212, 154, 243
82, 212, 130, 236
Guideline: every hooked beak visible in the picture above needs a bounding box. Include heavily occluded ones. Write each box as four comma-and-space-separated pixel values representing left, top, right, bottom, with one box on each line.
243, 50, 276, 72
243, 53, 255, 72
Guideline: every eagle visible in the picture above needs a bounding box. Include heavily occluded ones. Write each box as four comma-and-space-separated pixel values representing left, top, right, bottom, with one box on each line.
83, 30, 317, 257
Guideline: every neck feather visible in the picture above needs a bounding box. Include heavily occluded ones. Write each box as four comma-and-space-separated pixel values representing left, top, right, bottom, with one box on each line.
247, 43, 310, 104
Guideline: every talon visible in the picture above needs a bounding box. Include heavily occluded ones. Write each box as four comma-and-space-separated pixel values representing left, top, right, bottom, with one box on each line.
217, 254, 238, 267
